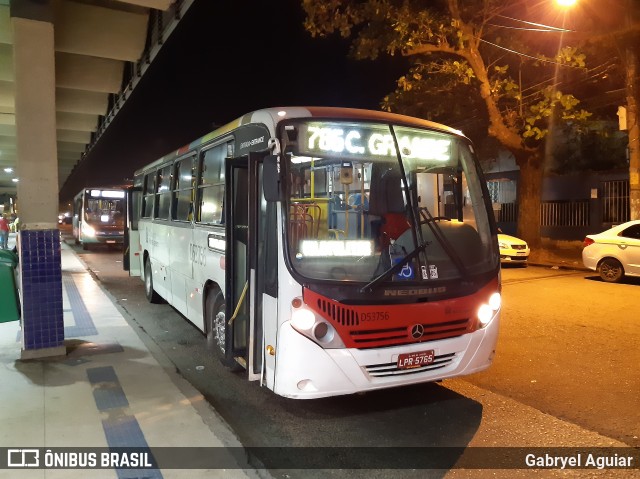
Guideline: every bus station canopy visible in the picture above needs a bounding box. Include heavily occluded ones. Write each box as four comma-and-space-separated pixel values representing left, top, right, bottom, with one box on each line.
0, 0, 192, 196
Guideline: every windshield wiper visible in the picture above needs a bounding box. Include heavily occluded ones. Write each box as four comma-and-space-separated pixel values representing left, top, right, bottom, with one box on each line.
359, 241, 431, 293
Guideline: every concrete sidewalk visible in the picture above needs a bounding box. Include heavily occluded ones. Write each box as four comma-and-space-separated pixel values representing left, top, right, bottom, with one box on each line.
0, 242, 263, 478
528, 239, 587, 271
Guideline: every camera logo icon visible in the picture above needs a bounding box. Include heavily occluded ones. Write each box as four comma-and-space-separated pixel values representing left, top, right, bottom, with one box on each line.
7, 449, 40, 467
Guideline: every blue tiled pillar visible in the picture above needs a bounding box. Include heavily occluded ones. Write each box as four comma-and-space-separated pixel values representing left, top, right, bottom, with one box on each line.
19, 230, 65, 358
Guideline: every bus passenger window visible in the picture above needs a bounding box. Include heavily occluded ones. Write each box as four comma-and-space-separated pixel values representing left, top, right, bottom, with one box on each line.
142, 173, 155, 218
173, 156, 196, 222
155, 165, 172, 220
199, 186, 224, 224
197, 143, 227, 225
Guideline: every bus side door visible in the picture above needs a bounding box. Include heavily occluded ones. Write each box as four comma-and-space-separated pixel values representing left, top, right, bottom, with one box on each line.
124, 185, 142, 277
225, 152, 274, 380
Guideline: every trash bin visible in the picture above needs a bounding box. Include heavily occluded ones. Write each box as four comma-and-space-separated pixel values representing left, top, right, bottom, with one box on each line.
0, 249, 20, 323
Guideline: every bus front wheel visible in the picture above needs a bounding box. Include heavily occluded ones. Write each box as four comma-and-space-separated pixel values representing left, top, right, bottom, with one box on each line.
144, 258, 162, 303
205, 290, 242, 371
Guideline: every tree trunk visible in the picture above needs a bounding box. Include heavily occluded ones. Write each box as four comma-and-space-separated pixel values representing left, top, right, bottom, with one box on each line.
514, 150, 544, 250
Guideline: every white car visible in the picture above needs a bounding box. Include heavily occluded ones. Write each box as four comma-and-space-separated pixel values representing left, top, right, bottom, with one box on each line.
582, 220, 640, 283
498, 233, 530, 266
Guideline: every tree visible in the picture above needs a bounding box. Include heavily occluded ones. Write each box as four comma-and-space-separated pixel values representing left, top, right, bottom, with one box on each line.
548, 122, 628, 174
301, 0, 592, 247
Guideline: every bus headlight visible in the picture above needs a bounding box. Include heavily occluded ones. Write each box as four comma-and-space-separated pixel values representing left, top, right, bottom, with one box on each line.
82, 224, 96, 237
291, 308, 315, 330
477, 292, 501, 328
290, 299, 345, 349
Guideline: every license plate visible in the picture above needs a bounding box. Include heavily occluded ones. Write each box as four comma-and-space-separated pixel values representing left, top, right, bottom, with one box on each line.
397, 350, 435, 369
106, 240, 116, 244
516, 251, 526, 255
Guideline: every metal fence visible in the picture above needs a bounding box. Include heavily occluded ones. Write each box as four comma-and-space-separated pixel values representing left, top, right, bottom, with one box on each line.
540, 200, 590, 227
495, 202, 518, 223
601, 179, 630, 224
486, 175, 631, 239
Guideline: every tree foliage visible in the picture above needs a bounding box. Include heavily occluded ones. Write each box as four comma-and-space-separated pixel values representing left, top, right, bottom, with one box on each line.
301, 0, 595, 246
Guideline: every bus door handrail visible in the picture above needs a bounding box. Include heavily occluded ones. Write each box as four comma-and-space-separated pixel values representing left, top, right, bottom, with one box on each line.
228, 281, 248, 325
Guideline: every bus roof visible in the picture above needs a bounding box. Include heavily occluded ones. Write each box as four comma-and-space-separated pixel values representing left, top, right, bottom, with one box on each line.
134, 107, 469, 175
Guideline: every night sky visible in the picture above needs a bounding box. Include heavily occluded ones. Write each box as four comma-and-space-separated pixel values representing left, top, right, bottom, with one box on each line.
59, 0, 406, 203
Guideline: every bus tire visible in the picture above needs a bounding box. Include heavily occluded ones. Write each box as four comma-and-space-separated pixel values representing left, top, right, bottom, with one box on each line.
144, 257, 162, 303
205, 290, 243, 372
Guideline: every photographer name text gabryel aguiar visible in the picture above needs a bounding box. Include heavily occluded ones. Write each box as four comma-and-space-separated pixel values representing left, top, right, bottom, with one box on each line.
525, 453, 634, 470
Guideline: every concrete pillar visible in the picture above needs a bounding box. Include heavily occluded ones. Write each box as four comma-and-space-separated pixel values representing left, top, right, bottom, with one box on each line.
11, 0, 64, 359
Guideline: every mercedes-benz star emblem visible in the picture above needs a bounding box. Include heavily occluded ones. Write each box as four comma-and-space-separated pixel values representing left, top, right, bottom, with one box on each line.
411, 324, 424, 339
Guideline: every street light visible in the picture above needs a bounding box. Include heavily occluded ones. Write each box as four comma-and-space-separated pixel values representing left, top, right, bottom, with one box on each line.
555, 0, 577, 6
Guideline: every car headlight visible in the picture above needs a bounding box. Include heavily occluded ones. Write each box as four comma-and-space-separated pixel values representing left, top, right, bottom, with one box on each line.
498, 241, 509, 249
477, 292, 501, 328
290, 298, 345, 348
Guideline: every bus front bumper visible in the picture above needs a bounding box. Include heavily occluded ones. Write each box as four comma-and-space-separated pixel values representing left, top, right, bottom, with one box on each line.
273, 313, 500, 399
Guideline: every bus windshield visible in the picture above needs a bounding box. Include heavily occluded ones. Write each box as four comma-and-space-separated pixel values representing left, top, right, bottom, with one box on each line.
83, 189, 125, 227
283, 120, 497, 284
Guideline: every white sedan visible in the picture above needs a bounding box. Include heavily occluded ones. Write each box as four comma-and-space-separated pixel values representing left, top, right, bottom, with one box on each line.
582, 220, 640, 283
498, 233, 530, 266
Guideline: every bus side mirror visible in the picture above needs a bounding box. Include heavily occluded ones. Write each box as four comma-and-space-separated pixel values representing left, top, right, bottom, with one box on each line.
263, 155, 281, 202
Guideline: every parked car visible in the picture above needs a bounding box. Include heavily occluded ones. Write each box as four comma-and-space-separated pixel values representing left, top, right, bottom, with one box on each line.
498, 233, 530, 266
582, 220, 640, 283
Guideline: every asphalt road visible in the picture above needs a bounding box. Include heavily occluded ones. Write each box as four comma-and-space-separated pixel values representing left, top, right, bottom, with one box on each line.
65, 236, 639, 478
468, 264, 640, 447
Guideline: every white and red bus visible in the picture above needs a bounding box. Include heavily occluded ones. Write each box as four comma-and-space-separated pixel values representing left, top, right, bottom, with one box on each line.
124, 107, 501, 399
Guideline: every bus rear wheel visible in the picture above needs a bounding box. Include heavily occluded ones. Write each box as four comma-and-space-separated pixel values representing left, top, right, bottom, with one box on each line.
205, 290, 242, 371
144, 257, 162, 303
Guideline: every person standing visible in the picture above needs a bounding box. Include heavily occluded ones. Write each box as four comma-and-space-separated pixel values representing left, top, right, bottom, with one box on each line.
0, 214, 9, 250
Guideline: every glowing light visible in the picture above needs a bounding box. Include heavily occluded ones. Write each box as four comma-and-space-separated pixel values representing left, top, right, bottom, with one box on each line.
477, 292, 501, 327
291, 308, 315, 330
208, 237, 225, 251
555, 0, 576, 6
290, 155, 317, 164
305, 125, 451, 161
201, 202, 218, 214
299, 240, 373, 257
477, 304, 494, 326
489, 292, 502, 310
83, 224, 96, 237
90, 189, 124, 198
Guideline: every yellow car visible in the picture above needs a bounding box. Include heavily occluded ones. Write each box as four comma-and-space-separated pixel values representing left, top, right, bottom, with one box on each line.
498, 233, 530, 266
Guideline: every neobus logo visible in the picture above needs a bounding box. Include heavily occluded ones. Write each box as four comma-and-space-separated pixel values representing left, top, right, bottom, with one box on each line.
384, 287, 447, 296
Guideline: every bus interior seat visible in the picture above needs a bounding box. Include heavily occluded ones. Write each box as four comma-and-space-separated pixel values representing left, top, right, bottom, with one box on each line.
369, 168, 409, 246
